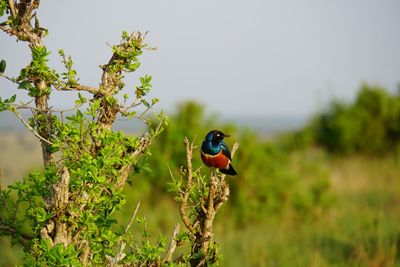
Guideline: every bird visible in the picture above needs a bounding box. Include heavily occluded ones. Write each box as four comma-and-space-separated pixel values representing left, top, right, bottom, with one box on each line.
200, 130, 237, 175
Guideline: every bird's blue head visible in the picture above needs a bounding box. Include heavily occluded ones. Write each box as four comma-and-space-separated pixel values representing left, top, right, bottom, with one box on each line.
205, 130, 230, 144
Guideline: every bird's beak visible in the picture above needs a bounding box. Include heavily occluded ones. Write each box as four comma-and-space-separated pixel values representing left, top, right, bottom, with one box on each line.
223, 133, 230, 138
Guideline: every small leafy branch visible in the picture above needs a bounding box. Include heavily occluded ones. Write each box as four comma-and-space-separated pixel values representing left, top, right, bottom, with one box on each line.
168, 138, 239, 266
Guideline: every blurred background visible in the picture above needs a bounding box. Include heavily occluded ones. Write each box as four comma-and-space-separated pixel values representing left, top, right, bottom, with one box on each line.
1, 0, 400, 266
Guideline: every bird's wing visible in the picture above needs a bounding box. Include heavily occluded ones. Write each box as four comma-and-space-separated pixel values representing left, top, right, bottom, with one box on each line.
220, 142, 232, 160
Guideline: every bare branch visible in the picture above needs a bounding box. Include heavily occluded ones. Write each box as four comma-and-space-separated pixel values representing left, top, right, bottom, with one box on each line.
107, 202, 141, 267
164, 223, 180, 263
1, 70, 99, 95
120, 99, 141, 113
124, 201, 141, 235
12, 101, 84, 114
176, 137, 239, 266
179, 138, 196, 234
0, 73, 17, 83
54, 83, 100, 94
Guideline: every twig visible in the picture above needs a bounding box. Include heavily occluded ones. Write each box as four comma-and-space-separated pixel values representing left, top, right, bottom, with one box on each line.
54, 83, 100, 94
179, 138, 196, 234
13, 101, 84, 113
195, 257, 207, 267
163, 223, 180, 263
137, 104, 155, 120
124, 201, 141, 235
0, 73, 17, 83
13, 110, 54, 145
120, 99, 141, 112
107, 202, 141, 267
168, 165, 184, 195
207, 169, 217, 215
231, 142, 239, 158
1, 71, 99, 98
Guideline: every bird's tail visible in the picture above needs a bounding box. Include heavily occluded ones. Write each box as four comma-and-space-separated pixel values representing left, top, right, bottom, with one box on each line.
220, 163, 237, 176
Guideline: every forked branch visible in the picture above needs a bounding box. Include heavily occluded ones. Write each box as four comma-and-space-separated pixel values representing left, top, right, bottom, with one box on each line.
177, 137, 239, 266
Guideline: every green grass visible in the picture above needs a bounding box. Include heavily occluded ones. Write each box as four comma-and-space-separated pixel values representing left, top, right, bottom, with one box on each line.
215, 153, 400, 267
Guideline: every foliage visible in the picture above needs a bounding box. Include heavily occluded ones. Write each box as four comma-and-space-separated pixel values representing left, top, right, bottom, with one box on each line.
303, 84, 400, 154
0, 2, 235, 266
0, 2, 180, 266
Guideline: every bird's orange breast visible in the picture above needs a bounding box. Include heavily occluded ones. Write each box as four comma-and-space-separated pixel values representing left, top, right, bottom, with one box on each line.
201, 150, 230, 169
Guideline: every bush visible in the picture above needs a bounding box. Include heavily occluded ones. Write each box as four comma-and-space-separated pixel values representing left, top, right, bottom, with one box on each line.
306, 84, 400, 154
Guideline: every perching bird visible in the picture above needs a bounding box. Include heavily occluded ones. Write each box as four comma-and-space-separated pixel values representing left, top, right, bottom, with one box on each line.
201, 130, 237, 175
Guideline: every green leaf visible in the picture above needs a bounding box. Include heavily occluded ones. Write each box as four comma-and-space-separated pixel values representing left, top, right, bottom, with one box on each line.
144, 75, 152, 84
95, 175, 106, 183
28, 117, 36, 128
65, 115, 78, 123
0, 59, 6, 74
74, 93, 87, 105
28, 87, 42, 97
8, 94, 16, 103
141, 99, 150, 108
35, 207, 53, 223
2, 95, 16, 105
122, 31, 129, 39
0, 1, 7, 17
18, 80, 33, 90
127, 61, 140, 72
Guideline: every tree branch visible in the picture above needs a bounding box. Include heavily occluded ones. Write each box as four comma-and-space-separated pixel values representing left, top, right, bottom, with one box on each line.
13, 110, 54, 145
54, 83, 100, 94
0, 225, 33, 247
176, 137, 239, 266
179, 138, 196, 235
164, 223, 180, 263
123, 201, 141, 235
116, 116, 165, 189
106, 202, 141, 267
7, 0, 17, 18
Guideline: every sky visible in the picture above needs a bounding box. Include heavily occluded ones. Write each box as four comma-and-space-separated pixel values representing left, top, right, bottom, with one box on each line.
1, 0, 400, 117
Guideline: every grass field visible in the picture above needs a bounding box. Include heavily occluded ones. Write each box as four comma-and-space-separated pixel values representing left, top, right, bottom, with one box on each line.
217, 154, 400, 267
1, 134, 399, 266
115, 149, 400, 267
